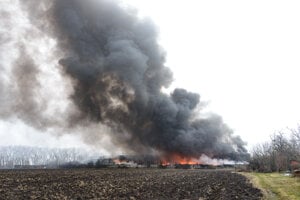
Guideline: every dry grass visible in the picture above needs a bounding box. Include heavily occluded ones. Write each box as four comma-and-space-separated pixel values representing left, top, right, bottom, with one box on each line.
243, 172, 300, 200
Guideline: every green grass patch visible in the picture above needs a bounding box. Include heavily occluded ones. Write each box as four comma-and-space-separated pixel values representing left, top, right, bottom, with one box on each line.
243, 172, 300, 200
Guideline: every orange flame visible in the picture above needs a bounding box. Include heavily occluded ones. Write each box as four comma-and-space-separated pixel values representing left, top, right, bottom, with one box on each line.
161, 154, 200, 166
113, 159, 122, 164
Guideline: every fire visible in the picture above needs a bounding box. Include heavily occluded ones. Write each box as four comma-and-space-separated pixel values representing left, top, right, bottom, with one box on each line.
161, 154, 200, 166
113, 159, 122, 164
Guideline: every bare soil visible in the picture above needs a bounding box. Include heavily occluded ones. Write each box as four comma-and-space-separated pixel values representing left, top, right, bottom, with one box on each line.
0, 169, 262, 200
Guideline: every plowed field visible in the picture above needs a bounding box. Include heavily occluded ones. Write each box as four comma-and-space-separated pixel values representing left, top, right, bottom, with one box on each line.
0, 169, 262, 200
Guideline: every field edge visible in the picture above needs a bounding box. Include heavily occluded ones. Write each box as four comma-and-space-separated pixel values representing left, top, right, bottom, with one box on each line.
240, 172, 277, 200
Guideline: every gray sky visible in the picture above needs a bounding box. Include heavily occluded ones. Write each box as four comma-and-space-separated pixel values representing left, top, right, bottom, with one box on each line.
1, 0, 300, 152
123, 0, 300, 148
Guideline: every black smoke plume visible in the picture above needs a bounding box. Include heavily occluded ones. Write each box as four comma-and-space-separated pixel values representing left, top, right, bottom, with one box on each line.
1, 0, 249, 160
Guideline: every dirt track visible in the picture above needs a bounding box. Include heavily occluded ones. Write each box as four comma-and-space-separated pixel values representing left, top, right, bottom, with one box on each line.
0, 169, 262, 200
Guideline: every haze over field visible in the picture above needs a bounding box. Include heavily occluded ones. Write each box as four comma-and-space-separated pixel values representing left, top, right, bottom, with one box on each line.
1, 0, 300, 158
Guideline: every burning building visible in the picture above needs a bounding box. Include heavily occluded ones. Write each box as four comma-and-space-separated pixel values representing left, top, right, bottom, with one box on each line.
0, 0, 249, 162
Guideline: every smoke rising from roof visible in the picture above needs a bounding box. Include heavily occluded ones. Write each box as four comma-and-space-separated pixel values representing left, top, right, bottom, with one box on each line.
0, 0, 249, 160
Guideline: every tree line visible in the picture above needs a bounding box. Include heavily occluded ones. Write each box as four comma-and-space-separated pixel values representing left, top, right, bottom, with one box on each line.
0, 146, 96, 168
250, 126, 300, 172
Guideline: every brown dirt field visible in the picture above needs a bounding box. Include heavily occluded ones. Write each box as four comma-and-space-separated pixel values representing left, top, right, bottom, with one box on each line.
0, 169, 262, 200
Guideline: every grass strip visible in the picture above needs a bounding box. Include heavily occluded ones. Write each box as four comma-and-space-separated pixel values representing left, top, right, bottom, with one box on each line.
243, 172, 300, 200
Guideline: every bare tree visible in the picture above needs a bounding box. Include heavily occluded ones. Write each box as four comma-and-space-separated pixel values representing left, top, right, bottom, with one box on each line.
289, 125, 300, 160
250, 128, 300, 172
0, 146, 96, 168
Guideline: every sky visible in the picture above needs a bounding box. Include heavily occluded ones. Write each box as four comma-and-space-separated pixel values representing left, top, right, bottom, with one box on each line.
0, 0, 300, 152
122, 0, 300, 148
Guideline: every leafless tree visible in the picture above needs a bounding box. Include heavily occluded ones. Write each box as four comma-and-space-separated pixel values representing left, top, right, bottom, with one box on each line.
0, 146, 95, 168
289, 125, 300, 160
250, 128, 300, 172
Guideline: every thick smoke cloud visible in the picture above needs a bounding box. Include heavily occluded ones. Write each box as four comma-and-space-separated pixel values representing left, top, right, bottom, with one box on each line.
1, 0, 249, 160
